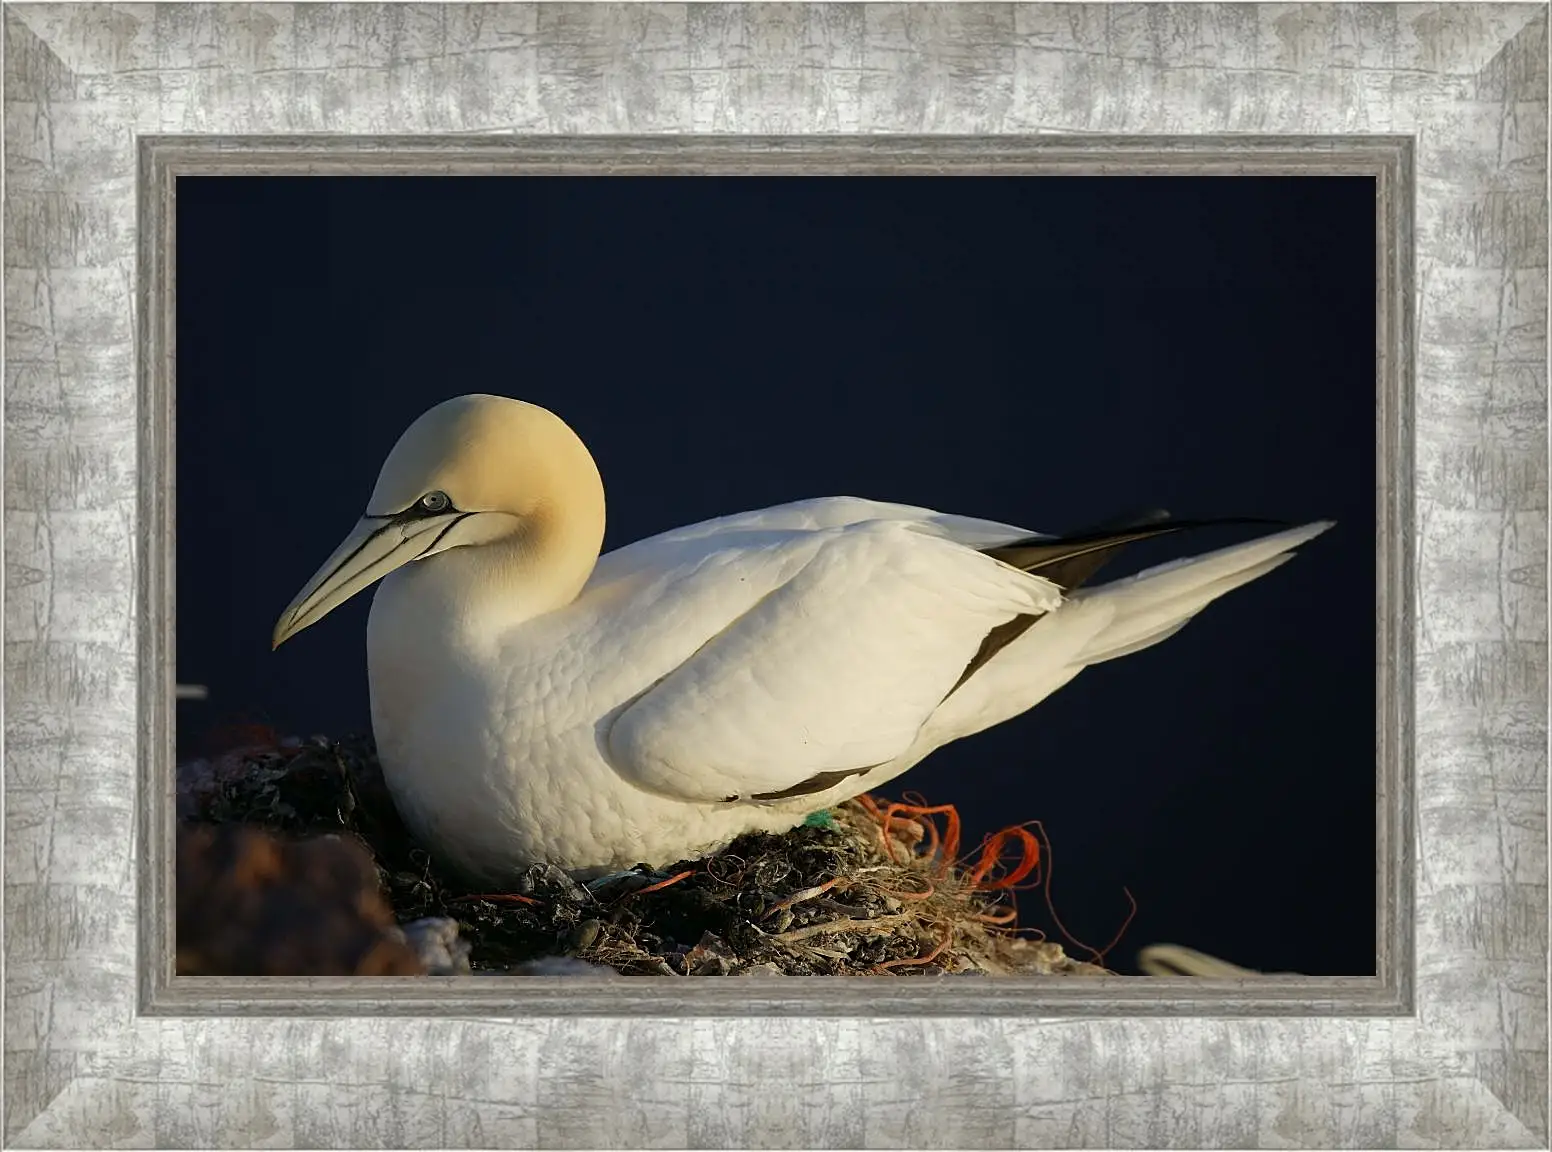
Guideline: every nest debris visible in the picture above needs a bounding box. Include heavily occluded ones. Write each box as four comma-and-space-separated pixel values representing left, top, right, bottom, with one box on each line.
178, 728, 1115, 977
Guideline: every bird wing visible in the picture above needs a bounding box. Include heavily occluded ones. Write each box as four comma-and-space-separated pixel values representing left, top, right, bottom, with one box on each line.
589, 496, 1042, 588
602, 518, 1062, 805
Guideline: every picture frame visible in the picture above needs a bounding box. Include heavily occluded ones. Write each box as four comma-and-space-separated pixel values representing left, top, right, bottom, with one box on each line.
5, 3, 1546, 1147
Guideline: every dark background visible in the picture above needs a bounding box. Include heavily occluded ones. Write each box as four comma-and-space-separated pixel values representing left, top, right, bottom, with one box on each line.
176, 175, 1376, 976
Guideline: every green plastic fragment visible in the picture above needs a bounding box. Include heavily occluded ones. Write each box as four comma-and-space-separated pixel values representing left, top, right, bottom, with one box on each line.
803, 810, 835, 829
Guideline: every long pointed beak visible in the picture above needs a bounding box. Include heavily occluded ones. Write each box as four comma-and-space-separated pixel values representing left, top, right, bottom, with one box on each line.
272, 512, 463, 649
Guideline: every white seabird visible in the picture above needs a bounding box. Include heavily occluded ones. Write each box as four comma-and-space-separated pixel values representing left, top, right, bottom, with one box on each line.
273, 394, 1331, 884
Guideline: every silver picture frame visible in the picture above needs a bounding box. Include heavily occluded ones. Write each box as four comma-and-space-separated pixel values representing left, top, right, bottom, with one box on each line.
5, 3, 1546, 1147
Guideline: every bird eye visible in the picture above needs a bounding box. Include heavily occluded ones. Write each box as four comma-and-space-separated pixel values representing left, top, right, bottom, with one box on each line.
419, 491, 450, 513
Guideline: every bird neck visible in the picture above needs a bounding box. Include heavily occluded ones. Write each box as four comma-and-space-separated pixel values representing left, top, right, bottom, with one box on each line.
503, 495, 607, 619
402, 495, 605, 639
491, 431, 609, 626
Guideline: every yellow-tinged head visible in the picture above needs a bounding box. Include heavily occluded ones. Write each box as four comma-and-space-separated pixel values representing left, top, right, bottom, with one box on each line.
272, 394, 605, 649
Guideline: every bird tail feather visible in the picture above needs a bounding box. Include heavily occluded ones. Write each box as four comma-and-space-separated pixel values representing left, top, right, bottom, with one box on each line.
1068, 521, 1332, 667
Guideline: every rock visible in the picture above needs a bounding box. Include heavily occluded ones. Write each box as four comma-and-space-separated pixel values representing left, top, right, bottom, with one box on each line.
510, 956, 619, 977
393, 917, 472, 975
737, 962, 788, 977
176, 823, 425, 976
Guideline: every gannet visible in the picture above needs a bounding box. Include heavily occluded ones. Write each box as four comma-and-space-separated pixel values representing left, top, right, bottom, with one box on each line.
273, 394, 1331, 884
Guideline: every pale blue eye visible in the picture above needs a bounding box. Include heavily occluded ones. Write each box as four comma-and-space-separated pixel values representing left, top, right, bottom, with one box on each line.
420, 491, 450, 513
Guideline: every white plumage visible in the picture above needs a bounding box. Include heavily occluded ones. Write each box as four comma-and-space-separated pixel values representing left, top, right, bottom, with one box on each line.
273, 395, 1331, 883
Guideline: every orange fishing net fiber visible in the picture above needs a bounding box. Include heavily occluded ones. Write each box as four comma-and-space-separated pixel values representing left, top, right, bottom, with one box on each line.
856, 793, 1139, 968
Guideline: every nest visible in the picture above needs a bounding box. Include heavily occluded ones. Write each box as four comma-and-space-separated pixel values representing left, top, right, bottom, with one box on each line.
178, 730, 1114, 977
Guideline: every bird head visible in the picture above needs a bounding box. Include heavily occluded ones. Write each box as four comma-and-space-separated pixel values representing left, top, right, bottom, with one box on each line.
272, 394, 604, 649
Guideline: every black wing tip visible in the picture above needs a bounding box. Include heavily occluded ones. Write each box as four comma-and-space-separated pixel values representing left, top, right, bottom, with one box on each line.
1049, 514, 1292, 550
985, 513, 1324, 593
1072, 507, 1173, 534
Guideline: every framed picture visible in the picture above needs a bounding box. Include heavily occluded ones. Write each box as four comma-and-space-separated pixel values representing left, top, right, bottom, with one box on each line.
171, 156, 1380, 986
6, 4, 1545, 1148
